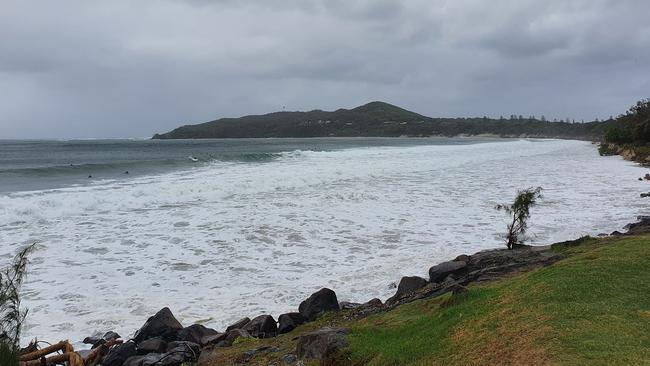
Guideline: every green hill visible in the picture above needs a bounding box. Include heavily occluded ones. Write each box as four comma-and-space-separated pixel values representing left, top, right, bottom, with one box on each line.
152, 101, 608, 140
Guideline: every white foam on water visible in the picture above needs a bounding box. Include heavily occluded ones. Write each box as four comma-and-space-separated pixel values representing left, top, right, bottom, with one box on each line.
0, 139, 646, 344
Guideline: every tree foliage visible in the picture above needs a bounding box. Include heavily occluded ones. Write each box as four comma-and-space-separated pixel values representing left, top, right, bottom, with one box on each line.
0, 243, 36, 366
496, 187, 543, 250
603, 99, 650, 144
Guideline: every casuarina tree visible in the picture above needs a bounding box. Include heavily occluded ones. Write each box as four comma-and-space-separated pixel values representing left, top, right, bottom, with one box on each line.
0, 244, 36, 366
496, 187, 543, 250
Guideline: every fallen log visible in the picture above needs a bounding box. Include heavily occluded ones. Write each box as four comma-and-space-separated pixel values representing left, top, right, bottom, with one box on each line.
19, 351, 84, 366
19, 341, 70, 361
83, 338, 123, 366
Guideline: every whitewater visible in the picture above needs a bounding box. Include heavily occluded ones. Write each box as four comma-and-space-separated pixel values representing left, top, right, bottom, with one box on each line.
0, 138, 646, 344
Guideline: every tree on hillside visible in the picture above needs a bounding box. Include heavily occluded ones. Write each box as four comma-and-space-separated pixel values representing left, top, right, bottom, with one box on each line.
496, 188, 543, 250
0, 244, 36, 366
603, 99, 650, 144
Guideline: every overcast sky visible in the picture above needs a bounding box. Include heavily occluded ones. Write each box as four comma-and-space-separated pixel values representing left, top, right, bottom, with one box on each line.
1, 0, 649, 139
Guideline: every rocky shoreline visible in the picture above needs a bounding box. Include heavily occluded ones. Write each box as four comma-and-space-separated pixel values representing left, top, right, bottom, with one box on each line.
19, 217, 650, 366
600, 142, 650, 165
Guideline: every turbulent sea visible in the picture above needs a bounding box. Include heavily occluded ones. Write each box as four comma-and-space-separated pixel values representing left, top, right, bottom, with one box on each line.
0, 137, 646, 344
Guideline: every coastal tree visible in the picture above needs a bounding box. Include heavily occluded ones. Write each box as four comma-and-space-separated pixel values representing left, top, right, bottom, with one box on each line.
0, 243, 36, 366
496, 187, 543, 250
603, 99, 650, 144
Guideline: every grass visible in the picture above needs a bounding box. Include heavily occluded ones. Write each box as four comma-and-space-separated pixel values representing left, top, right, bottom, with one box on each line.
347, 236, 650, 365
203, 235, 650, 365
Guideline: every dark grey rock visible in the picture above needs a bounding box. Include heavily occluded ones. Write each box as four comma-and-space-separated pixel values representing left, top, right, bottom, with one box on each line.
126, 343, 198, 366
428, 261, 468, 283
365, 298, 383, 307
281, 353, 298, 364
624, 216, 650, 235
201, 332, 226, 347
243, 315, 277, 338
225, 317, 251, 332
82, 336, 101, 346
200, 332, 224, 347
84, 331, 122, 349
176, 324, 219, 346
133, 307, 183, 343
385, 276, 429, 305
166, 340, 200, 357
396, 276, 428, 295
102, 341, 137, 366
141, 353, 181, 366
464, 246, 564, 283
137, 337, 167, 355
128, 342, 197, 366
442, 274, 458, 286
296, 328, 349, 361
124, 354, 164, 366
123, 355, 146, 366
342, 298, 385, 319
197, 346, 216, 365
215, 328, 252, 347
298, 288, 340, 321
454, 254, 470, 262
339, 302, 362, 310
103, 331, 121, 341
278, 312, 307, 334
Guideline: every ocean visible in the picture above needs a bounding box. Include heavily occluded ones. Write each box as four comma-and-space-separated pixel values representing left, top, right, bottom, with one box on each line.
0, 137, 646, 344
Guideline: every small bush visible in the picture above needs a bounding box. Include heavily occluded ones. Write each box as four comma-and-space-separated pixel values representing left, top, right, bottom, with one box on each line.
598, 143, 617, 156
496, 188, 543, 250
0, 244, 36, 366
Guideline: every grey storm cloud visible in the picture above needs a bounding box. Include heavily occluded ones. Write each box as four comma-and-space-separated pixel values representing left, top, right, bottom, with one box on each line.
0, 0, 649, 138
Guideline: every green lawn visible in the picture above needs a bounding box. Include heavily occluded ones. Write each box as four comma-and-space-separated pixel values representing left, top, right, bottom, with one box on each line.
347, 236, 650, 365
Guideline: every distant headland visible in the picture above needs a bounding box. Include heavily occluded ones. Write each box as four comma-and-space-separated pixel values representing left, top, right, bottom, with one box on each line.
152, 101, 609, 140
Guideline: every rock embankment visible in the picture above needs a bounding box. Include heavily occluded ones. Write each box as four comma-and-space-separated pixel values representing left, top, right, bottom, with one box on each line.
24, 218, 648, 366
75, 247, 565, 365
600, 142, 650, 165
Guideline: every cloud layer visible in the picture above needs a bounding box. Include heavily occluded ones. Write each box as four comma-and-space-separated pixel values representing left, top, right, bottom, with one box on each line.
1, 0, 649, 138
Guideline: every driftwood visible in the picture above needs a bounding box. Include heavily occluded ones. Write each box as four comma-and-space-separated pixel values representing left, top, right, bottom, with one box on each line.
19, 341, 70, 361
84, 338, 123, 366
20, 352, 84, 366
18, 338, 122, 366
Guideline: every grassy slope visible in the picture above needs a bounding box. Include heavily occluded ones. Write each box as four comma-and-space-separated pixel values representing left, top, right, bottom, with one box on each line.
348, 236, 650, 365
204, 236, 650, 365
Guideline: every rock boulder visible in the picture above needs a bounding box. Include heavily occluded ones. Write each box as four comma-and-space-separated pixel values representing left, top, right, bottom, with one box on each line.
136, 337, 167, 355
298, 288, 340, 321
216, 328, 252, 347
225, 317, 251, 332
296, 328, 349, 362
278, 312, 307, 334
133, 307, 183, 343
243, 315, 277, 338
102, 341, 137, 366
428, 261, 467, 283
396, 276, 428, 295
176, 324, 220, 346
385, 276, 428, 305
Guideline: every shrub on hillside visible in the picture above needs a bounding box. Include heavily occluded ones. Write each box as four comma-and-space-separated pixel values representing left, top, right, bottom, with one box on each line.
496, 188, 543, 250
0, 244, 36, 366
